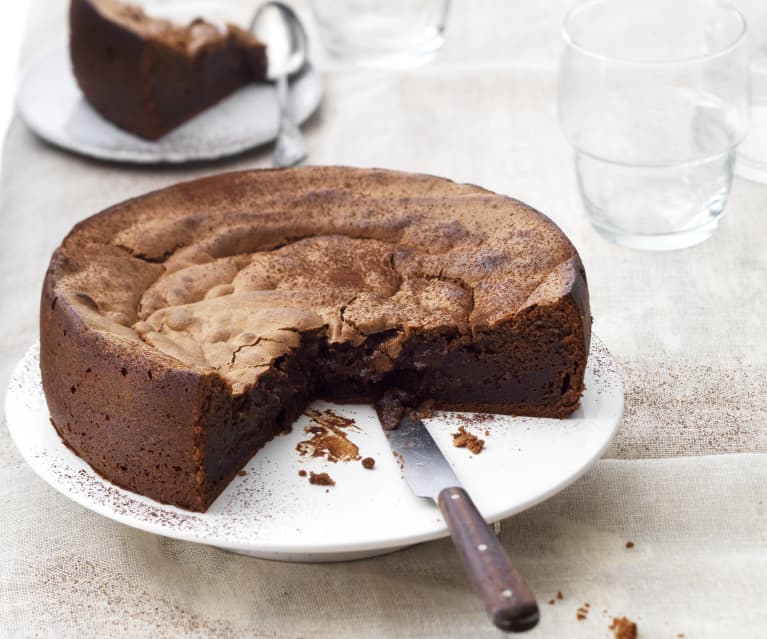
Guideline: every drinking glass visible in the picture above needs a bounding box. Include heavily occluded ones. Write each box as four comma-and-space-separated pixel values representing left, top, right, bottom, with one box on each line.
309, 0, 451, 68
559, 0, 750, 251
731, 0, 767, 182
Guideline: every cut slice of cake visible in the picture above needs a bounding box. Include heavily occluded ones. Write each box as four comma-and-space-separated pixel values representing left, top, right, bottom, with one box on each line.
40, 167, 591, 512
70, 0, 268, 140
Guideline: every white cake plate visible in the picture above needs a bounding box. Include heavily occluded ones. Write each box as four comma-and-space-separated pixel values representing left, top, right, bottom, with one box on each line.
6, 336, 623, 563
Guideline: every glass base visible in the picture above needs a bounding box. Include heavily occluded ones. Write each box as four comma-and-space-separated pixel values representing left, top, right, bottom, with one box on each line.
322, 36, 444, 69
590, 216, 721, 251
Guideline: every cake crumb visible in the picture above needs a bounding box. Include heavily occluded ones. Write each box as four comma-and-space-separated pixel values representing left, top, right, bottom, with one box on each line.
362, 457, 376, 470
548, 599, 555, 605
609, 616, 638, 639
237, 470, 247, 477
415, 399, 436, 420
677, 634, 685, 638
298, 470, 307, 477
557, 591, 564, 600
309, 471, 335, 486
297, 409, 360, 462
625, 541, 635, 548
452, 426, 485, 454
576, 603, 590, 621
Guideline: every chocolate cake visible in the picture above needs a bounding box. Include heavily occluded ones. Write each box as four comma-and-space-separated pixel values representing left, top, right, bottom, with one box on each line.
40, 167, 591, 512
70, 0, 268, 140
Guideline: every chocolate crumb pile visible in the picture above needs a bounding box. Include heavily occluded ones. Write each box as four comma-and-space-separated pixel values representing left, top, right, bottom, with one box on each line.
609, 616, 638, 639
296, 409, 361, 463
362, 457, 376, 470
452, 426, 485, 454
308, 471, 335, 487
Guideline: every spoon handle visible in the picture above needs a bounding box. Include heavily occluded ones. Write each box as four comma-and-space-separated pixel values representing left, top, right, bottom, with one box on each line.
438, 487, 539, 632
273, 74, 308, 168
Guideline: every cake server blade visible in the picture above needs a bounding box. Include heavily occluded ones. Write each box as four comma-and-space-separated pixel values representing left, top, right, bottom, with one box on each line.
385, 412, 539, 633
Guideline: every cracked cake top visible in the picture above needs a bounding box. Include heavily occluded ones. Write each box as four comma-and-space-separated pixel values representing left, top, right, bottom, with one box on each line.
45, 167, 579, 393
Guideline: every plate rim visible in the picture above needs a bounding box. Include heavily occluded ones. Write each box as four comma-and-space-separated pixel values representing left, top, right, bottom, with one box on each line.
16, 43, 323, 164
5, 336, 624, 558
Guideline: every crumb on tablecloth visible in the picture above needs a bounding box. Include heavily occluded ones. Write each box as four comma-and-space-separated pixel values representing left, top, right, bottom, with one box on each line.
609, 616, 638, 639
362, 457, 375, 470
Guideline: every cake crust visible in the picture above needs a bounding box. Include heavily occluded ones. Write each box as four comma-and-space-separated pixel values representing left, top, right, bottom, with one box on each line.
40, 167, 591, 511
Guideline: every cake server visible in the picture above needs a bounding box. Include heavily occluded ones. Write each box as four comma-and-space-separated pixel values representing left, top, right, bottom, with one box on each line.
251, 2, 309, 168
386, 413, 539, 632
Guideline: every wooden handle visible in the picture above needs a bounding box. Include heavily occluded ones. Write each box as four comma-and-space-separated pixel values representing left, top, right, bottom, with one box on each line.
438, 487, 539, 632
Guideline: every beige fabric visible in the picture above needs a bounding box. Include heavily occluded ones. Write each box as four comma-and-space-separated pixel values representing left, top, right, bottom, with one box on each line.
1, 0, 765, 637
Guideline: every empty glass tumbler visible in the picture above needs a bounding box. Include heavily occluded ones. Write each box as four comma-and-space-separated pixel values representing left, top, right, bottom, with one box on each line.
309, 0, 451, 68
559, 0, 750, 250
731, 0, 767, 182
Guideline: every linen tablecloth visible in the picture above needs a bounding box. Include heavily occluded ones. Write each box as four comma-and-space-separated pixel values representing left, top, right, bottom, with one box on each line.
1, 1, 765, 636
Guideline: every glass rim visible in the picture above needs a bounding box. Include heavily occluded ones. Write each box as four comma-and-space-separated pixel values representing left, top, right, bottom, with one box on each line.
561, 0, 748, 66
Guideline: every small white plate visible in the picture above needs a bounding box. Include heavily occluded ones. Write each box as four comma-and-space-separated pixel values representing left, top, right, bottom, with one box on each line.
5, 336, 623, 563
17, 31, 322, 164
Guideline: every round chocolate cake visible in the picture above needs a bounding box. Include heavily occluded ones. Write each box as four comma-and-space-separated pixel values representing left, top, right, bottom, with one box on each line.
40, 167, 590, 511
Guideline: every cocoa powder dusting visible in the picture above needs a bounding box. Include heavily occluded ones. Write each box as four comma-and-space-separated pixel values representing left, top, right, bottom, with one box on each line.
296, 409, 361, 463
609, 616, 638, 639
452, 426, 485, 454
309, 471, 335, 486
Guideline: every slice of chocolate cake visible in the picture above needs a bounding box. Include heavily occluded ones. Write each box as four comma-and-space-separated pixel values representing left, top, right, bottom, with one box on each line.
40, 167, 591, 512
69, 0, 268, 140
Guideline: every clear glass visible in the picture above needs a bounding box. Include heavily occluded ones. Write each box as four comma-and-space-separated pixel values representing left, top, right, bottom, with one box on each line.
309, 0, 451, 69
559, 0, 750, 251
731, 0, 767, 182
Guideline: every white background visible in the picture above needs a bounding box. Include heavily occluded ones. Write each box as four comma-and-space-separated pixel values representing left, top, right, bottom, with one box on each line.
0, 2, 30, 176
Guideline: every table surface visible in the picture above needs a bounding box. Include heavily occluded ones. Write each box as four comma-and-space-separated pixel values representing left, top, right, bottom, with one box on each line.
1, 1, 765, 637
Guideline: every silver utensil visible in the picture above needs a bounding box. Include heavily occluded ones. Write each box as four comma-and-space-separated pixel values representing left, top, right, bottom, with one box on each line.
251, 2, 309, 167
386, 412, 539, 633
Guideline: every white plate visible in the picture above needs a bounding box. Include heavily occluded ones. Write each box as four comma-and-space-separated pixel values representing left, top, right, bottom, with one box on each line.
5, 336, 623, 563
16, 8, 322, 164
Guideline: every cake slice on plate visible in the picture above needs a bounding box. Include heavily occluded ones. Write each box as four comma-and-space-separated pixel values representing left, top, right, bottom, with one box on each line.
69, 0, 268, 140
